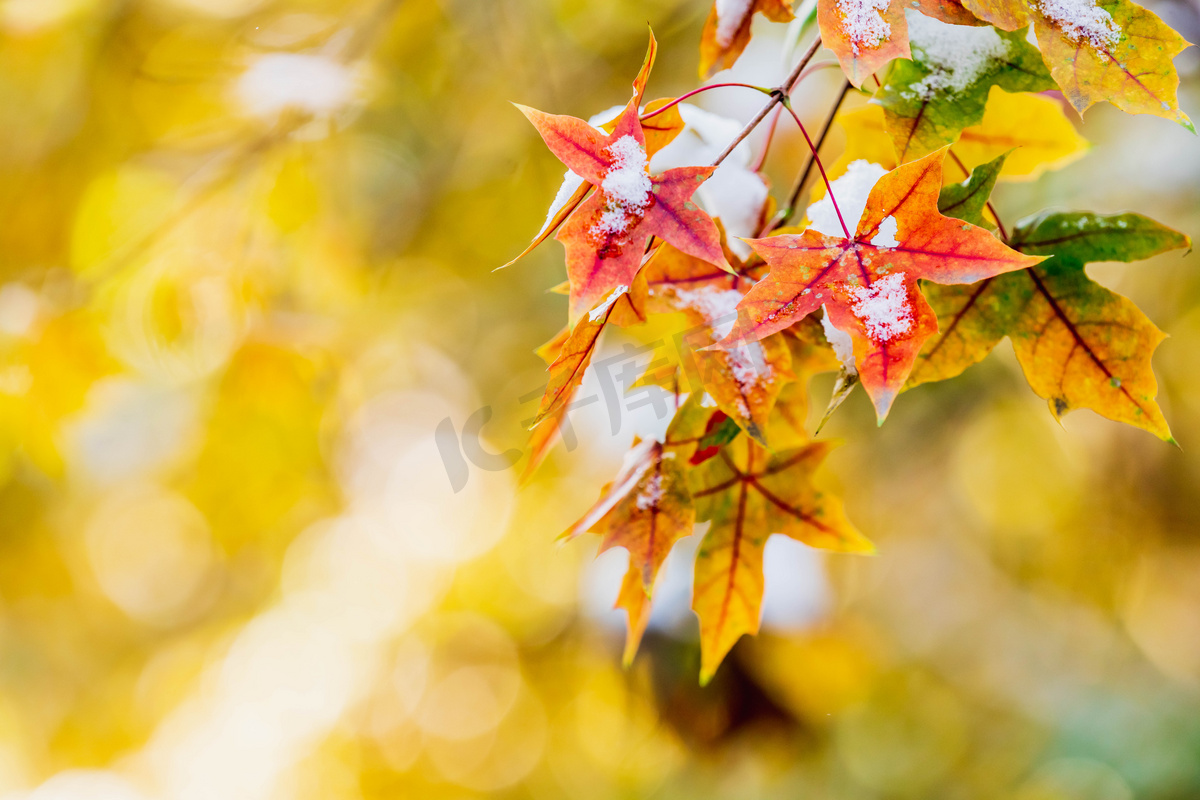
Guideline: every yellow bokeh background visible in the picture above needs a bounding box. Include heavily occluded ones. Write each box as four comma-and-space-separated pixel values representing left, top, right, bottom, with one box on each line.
1, 0, 1199, 798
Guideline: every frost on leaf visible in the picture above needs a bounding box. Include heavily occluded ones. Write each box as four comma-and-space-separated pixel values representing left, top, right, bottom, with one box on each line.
643, 242, 793, 443
847, 273, 914, 341
838, 0, 892, 54
720, 148, 1042, 420
875, 16, 1055, 163
1034, 0, 1120, 48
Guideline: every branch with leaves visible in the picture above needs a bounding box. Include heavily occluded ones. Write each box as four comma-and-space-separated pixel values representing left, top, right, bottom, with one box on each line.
506, 0, 1191, 684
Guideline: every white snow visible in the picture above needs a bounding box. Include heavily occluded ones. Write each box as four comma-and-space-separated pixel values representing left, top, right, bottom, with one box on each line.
538, 170, 586, 238
671, 285, 770, 393
715, 0, 755, 46
636, 473, 665, 510
726, 341, 772, 391
846, 272, 913, 341
591, 135, 653, 238
1035, 0, 1121, 49
236, 53, 358, 118
821, 306, 857, 373
672, 287, 745, 340
870, 215, 899, 248
536, 108, 620, 239
905, 12, 1010, 98
806, 160, 888, 238
837, 0, 891, 54
589, 284, 630, 321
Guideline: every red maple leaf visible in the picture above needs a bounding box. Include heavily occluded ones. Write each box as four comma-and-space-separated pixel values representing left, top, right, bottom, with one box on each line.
515, 34, 730, 321
716, 148, 1044, 420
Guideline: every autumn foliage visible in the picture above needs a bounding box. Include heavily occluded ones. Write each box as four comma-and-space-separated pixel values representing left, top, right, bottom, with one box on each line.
509, 0, 1191, 683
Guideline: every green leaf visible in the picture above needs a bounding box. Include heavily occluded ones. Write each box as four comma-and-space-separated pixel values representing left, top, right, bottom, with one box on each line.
1008, 211, 1192, 265
936, 150, 1010, 228
698, 415, 742, 451
876, 21, 1054, 162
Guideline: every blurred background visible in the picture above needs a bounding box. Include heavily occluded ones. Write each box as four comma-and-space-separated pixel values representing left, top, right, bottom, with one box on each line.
0, 0, 1198, 798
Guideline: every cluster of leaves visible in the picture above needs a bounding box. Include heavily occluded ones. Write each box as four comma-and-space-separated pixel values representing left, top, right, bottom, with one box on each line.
509, 0, 1191, 683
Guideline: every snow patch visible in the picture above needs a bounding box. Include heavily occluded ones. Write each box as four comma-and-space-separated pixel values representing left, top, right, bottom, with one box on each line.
806, 160, 888, 238
672, 287, 745, 340
905, 12, 1010, 98
847, 273, 913, 341
715, 0, 755, 46
837, 0, 891, 54
726, 341, 772, 392
821, 306, 857, 373
591, 135, 652, 238
870, 215, 899, 248
589, 284, 629, 321
636, 473, 665, 510
1035, 0, 1121, 49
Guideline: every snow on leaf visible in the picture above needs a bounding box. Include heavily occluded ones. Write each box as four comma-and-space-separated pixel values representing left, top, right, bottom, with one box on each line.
719, 147, 1043, 421
1029, 0, 1192, 129
643, 242, 793, 442
512, 33, 729, 306
819, 0, 910, 87
690, 436, 871, 684
875, 15, 1055, 163
960, 0, 1192, 127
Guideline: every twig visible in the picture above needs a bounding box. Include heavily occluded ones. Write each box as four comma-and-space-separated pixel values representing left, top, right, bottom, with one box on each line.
710, 35, 824, 168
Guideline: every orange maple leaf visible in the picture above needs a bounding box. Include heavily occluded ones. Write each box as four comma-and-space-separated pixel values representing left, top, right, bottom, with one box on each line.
516, 33, 730, 321
717, 148, 1043, 420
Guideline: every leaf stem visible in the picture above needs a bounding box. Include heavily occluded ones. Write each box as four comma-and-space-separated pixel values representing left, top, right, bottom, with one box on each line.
710, 34, 824, 168
750, 62, 841, 173
780, 97, 850, 240
769, 78, 851, 233
640, 83, 772, 122
947, 149, 1009, 242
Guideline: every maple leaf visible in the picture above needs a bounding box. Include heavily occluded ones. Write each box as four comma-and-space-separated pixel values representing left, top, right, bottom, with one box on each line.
961, 0, 1193, 128
690, 436, 871, 684
818, 0, 984, 87
874, 18, 1055, 163
910, 204, 1190, 441
719, 148, 1043, 421
825, 88, 1087, 188
502, 97, 688, 272
699, 0, 795, 78
521, 278, 647, 482
642, 242, 794, 443
515, 33, 729, 321
564, 438, 695, 663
